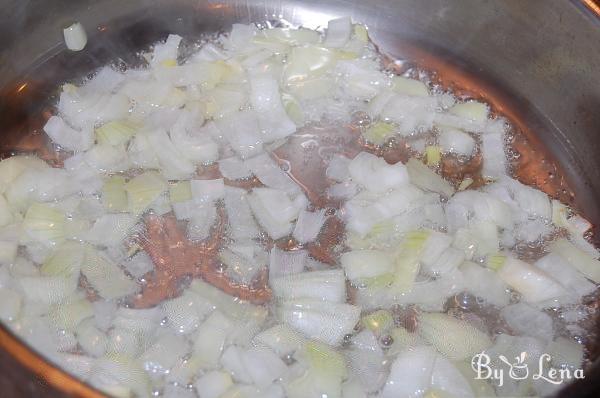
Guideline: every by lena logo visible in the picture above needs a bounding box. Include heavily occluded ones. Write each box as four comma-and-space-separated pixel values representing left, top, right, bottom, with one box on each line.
471, 351, 585, 387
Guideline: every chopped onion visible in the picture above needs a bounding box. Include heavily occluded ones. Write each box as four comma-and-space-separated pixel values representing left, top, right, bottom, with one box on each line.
340, 250, 394, 281
44, 115, 93, 152
324, 17, 352, 48
22, 203, 65, 247
269, 247, 307, 279
253, 324, 306, 358
84, 213, 137, 247
224, 186, 260, 240
500, 303, 554, 343
244, 153, 300, 195
219, 156, 252, 180
270, 269, 346, 303
278, 298, 361, 345
406, 158, 454, 197
125, 171, 167, 215
550, 238, 600, 283
438, 128, 475, 156
195, 371, 234, 398
63, 22, 87, 51
81, 247, 139, 300
417, 312, 492, 360
292, 209, 326, 244
348, 152, 409, 193
392, 76, 429, 97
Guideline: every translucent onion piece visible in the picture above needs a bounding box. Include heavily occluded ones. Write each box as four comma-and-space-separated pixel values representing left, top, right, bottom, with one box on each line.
63, 22, 87, 51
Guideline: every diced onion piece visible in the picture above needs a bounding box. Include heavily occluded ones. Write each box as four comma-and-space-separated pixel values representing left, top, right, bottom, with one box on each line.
85, 213, 137, 247
253, 324, 306, 358
480, 131, 507, 178
340, 250, 394, 281
63, 22, 87, 51
195, 371, 233, 398
249, 75, 296, 142
550, 238, 600, 283
0, 288, 22, 322
125, 171, 167, 215
96, 120, 137, 147
534, 252, 596, 298
348, 152, 409, 193
44, 115, 93, 152
381, 346, 436, 398
425, 146, 441, 166
193, 310, 233, 368
215, 110, 264, 159
547, 337, 584, 369
224, 186, 260, 240
41, 241, 85, 276
279, 298, 361, 346
18, 275, 78, 305
49, 298, 93, 331
140, 333, 189, 374
324, 17, 352, 48
190, 179, 225, 203
460, 261, 510, 307
22, 203, 65, 247
326, 154, 351, 182
102, 176, 128, 212
417, 312, 492, 360
248, 187, 298, 239
269, 247, 307, 279
492, 255, 569, 303
361, 310, 393, 336
392, 76, 429, 97
89, 354, 151, 398
283, 45, 336, 84
406, 158, 454, 197
438, 128, 475, 156
169, 181, 192, 203
449, 101, 488, 122
161, 289, 214, 334
270, 269, 346, 303
81, 247, 139, 300
363, 122, 395, 145
500, 303, 554, 343
244, 153, 300, 195
218, 157, 252, 180
292, 209, 326, 244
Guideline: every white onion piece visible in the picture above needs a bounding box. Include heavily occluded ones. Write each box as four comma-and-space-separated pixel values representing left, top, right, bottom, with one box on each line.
406, 158, 454, 197
348, 152, 409, 193
534, 252, 596, 298
224, 186, 260, 240
244, 153, 300, 195
140, 333, 189, 374
417, 312, 492, 360
241, 347, 288, 389
501, 303, 554, 343
81, 248, 139, 300
324, 17, 352, 48
248, 187, 298, 239
346, 329, 387, 393
279, 298, 361, 345
76, 318, 108, 357
161, 289, 214, 334
18, 275, 78, 305
122, 252, 154, 279
190, 179, 225, 203
220, 345, 253, 384
219, 156, 252, 180
340, 250, 394, 281
480, 131, 507, 178
424, 247, 465, 276
89, 354, 151, 398
63, 22, 87, 51
151, 34, 182, 65
547, 337, 584, 369
193, 310, 234, 368
380, 95, 436, 136
170, 114, 219, 164
249, 75, 296, 141
292, 209, 326, 244
430, 354, 475, 398
460, 261, 510, 307
270, 269, 346, 303
438, 128, 475, 156
84, 214, 137, 247
196, 371, 234, 398
145, 129, 196, 179
269, 247, 307, 279
0, 288, 22, 322
381, 345, 436, 398
550, 238, 600, 283
495, 255, 569, 303
215, 110, 264, 159
253, 324, 306, 358
43, 116, 93, 152
420, 231, 453, 268
326, 154, 351, 182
